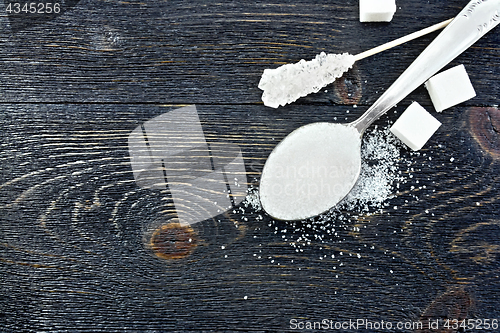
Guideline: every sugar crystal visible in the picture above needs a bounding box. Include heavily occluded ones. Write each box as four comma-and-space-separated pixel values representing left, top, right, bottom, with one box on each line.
258, 52, 355, 108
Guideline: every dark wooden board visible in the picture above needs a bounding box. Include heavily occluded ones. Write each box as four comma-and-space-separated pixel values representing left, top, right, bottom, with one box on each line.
1, 0, 499, 332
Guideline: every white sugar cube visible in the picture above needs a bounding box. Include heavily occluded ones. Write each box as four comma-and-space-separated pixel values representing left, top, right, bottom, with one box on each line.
359, 0, 396, 22
424, 64, 476, 112
390, 102, 441, 151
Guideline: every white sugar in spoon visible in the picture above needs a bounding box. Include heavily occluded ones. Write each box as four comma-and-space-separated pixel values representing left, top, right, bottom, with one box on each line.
258, 19, 452, 108
259, 0, 500, 220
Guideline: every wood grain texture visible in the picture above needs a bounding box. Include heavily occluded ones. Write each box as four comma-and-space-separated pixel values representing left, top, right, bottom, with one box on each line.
0, 0, 498, 104
0, 0, 499, 331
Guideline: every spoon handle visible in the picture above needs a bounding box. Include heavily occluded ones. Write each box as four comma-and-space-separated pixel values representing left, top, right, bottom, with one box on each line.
352, 0, 500, 133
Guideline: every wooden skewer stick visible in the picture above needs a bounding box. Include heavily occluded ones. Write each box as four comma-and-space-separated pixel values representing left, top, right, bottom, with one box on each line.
353, 18, 453, 61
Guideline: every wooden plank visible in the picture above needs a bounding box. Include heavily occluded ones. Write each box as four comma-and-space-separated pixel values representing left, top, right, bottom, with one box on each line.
1, 103, 499, 330
0, 0, 498, 104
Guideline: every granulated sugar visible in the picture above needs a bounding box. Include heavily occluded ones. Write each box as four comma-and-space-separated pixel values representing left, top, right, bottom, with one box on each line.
241, 123, 443, 273
243, 186, 262, 212
259, 122, 362, 221
245, 125, 404, 217
340, 125, 404, 212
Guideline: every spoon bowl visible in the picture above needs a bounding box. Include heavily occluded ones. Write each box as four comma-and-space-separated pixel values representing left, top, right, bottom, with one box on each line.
260, 123, 362, 220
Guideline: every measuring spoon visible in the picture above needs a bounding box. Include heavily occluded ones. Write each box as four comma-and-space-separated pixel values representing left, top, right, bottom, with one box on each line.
259, 0, 500, 220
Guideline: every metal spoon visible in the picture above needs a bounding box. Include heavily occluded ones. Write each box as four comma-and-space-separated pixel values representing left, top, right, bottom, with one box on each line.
259, 0, 500, 221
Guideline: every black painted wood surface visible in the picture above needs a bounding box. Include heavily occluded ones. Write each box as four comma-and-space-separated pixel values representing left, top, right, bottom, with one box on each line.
1, 0, 499, 332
